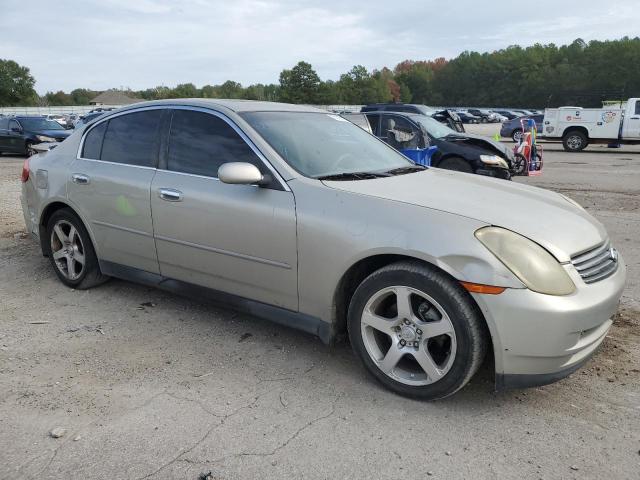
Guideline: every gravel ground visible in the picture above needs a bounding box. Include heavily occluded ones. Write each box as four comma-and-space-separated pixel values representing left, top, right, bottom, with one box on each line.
0, 144, 639, 480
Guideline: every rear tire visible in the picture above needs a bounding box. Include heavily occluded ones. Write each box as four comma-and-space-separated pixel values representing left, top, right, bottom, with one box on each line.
438, 157, 473, 174
562, 130, 588, 152
347, 261, 487, 400
46, 208, 108, 289
25, 141, 36, 157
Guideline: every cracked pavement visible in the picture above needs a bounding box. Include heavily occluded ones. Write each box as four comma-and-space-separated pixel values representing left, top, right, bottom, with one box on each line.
0, 143, 639, 479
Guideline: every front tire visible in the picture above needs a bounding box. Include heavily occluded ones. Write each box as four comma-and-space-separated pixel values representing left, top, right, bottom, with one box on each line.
562, 130, 588, 152
347, 261, 488, 400
46, 208, 108, 289
511, 130, 523, 143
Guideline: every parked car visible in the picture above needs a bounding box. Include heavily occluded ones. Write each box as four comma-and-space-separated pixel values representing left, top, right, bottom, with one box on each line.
0, 116, 71, 156
361, 111, 513, 179
21, 99, 625, 400
491, 110, 519, 120
455, 111, 481, 124
431, 109, 465, 133
361, 103, 436, 115
44, 114, 69, 128
500, 114, 544, 142
466, 109, 496, 123
74, 112, 106, 128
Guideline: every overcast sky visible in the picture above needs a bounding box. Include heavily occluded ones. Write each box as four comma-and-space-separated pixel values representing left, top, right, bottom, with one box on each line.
2, 0, 639, 93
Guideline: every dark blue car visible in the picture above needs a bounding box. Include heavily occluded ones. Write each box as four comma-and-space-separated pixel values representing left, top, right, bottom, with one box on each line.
500, 114, 543, 142
0, 116, 71, 156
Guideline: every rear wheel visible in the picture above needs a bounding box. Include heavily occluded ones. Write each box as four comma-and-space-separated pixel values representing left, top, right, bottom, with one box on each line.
46, 208, 108, 289
562, 130, 588, 152
512, 154, 527, 175
438, 157, 473, 174
348, 261, 487, 400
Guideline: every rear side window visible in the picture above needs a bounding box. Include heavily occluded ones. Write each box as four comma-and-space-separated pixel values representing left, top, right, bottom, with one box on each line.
167, 110, 261, 178
635, 101, 640, 115
81, 122, 107, 159
0, 118, 8, 129
100, 110, 163, 167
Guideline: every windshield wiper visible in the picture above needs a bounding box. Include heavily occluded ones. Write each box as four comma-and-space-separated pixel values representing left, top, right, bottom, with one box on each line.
384, 165, 427, 175
316, 171, 390, 181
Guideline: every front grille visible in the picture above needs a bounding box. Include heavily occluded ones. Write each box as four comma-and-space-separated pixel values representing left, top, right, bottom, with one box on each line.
571, 242, 618, 284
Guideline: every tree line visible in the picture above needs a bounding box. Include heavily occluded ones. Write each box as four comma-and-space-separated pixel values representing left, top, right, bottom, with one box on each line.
2, 37, 639, 109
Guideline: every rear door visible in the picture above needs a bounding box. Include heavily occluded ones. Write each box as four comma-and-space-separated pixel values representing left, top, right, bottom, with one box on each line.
4, 119, 25, 154
68, 108, 164, 274
150, 107, 298, 310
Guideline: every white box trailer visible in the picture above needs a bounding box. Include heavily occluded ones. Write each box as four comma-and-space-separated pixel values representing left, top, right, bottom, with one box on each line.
542, 98, 640, 151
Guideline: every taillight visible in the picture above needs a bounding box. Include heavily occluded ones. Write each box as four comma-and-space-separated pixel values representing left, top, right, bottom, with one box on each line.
21, 158, 30, 183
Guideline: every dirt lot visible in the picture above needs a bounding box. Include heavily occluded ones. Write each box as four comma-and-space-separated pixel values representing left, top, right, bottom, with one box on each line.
1, 144, 639, 480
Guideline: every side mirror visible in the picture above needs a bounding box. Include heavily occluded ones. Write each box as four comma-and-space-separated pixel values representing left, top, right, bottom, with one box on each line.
218, 162, 266, 186
11, 127, 22, 133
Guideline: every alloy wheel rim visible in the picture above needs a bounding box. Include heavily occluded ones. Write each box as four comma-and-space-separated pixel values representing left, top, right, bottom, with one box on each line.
513, 131, 522, 142
50, 220, 85, 280
567, 135, 582, 150
360, 286, 457, 386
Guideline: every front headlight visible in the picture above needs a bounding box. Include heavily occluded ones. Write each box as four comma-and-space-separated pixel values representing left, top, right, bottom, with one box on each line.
36, 135, 56, 142
479, 155, 509, 169
475, 226, 575, 295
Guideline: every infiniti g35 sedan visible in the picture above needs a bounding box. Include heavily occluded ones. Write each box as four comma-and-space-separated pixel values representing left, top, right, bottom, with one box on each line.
20, 99, 626, 399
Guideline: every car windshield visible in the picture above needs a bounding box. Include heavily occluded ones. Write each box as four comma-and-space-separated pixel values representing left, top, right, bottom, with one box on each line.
412, 115, 457, 139
18, 118, 64, 131
241, 112, 414, 178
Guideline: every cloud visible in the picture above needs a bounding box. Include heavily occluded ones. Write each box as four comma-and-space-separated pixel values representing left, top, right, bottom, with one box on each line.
1, 0, 638, 93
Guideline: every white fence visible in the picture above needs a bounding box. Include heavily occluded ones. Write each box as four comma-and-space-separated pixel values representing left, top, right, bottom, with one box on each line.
0, 104, 369, 116
0, 105, 123, 116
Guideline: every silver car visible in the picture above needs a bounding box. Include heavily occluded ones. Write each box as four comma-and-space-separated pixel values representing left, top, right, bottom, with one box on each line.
20, 99, 626, 399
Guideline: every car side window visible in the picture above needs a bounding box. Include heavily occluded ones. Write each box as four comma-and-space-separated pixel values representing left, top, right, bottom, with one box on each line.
635, 101, 640, 115
382, 115, 422, 149
100, 110, 163, 167
9, 119, 20, 131
81, 121, 107, 159
0, 118, 8, 129
167, 110, 261, 178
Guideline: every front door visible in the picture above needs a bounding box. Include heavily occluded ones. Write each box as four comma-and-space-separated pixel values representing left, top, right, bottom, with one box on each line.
150, 108, 298, 310
68, 108, 164, 274
623, 99, 640, 139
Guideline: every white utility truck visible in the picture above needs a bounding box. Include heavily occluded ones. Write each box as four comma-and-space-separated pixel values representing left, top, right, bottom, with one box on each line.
542, 98, 640, 151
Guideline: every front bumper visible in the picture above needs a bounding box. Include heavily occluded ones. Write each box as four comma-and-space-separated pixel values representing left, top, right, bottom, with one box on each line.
471, 255, 627, 389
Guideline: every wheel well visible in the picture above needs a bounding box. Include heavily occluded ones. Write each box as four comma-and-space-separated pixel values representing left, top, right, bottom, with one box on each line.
331, 254, 485, 335
38, 202, 74, 256
562, 126, 589, 139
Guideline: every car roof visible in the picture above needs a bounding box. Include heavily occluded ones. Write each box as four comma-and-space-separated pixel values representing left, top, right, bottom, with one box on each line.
114, 98, 324, 114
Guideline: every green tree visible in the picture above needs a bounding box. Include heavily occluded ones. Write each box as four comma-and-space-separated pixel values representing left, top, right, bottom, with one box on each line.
0, 59, 37, 106
279, 61, 321, 103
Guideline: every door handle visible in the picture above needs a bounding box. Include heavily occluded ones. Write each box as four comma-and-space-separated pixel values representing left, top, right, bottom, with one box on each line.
158, 188, 183, 202
71, 173, 90, 184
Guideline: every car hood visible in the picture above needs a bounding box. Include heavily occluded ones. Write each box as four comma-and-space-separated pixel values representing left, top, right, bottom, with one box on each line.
322, 169, 607, 262
35, 129, 71, 139
442, 133, 514, 160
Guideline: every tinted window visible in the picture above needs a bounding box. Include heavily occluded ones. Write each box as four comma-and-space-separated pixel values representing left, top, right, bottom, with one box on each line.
167, 110, 260, 177
82, 121, 107, 159
0, 118, 8, 129
101, 110, 163, 167
9, 119, 20, 131
366, 114, 381, 135
635, 101, 640, 115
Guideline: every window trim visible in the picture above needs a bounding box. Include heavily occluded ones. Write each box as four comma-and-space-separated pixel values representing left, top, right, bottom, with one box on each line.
161, 106, 289, 191
76, 105, 289, 191
77, 106, 167, 169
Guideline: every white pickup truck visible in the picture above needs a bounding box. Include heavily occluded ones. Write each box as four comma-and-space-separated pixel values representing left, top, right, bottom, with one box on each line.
542, 98, 640, 151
